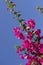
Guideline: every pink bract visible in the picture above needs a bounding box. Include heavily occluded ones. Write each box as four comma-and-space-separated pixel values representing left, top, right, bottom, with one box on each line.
26, 62, 31, 65
22, 40, 31, 49
19, 54, 24, 59
35, 29, 41, 36
40, 47, 43, 54
27, 31, 32, 40
13, 27, 25, 40
25, 19, 35, 29
40, 58, 43, 65
13, 27, 20, 33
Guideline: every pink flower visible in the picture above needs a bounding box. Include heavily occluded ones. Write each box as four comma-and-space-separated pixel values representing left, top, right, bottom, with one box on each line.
16, 32, 25, 40
27, 31, 32, 40
13, 27, 20, 33
19, 54, 24, 59
22, 40, 31, 49
40, 58, 43, 65
40, 47, 43, 54
32, 42, 38, 50
16, 47, 25, 53
26, 62, 31, 65
32, 56, 39, 62
25, 19, 35, 29
24, 55, 28, 59
24, 54, 32, 60
39, 43, 43, 48
19, 47, 25, 51
40, 36, 43, 39
13, 27, 25, 40
35, 29, 41, 36
18, 33, 25, 40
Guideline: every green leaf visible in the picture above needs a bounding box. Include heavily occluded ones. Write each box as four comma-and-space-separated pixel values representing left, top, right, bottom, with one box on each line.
13, 4, 16, 7
22, 24, 26, 29
19, 19, 24, 23
19, 19, 24, 26
36, 6, 40, 10
15, 46, 21, 49
40, 11, 43, 13
17, 14, 21, 18
8, 5, 11, 8
11, 4, 16, 8
14, 11, 17, 15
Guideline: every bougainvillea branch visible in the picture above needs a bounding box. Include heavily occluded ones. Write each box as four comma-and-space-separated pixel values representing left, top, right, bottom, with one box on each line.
37, 6, 43, 13
6, 0, 25, 26
6, 0, 43, 65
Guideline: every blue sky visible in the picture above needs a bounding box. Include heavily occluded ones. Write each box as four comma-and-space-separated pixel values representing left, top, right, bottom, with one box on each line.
0, 0, 43, 65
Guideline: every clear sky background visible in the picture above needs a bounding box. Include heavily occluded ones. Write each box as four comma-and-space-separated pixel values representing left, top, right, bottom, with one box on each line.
0, 0, 43, 65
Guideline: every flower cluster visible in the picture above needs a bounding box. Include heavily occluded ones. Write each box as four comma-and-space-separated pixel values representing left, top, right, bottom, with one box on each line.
6, 0, 43, 65
13, 19, 43, 65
